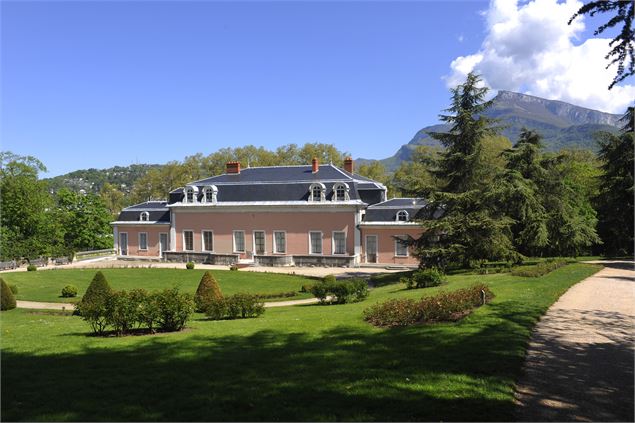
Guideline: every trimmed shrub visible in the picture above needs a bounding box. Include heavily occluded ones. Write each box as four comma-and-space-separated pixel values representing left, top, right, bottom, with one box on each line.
9, 284, 18, 295
76, 271, 113, 334
153, 287, 195, 332
1, 278, 17, 311
82, 271, 113, 305
229, 265, 239, 271
226, 293, 265, 319
364, 283, 494, 327
511, 259, 569, 277
27, 264, 37, 272
134, 289, 160, 333
186, 261, 195, 270
194, 271, 223, 312
255, 291, 296, 299
310, 278, 369, 304
205, 298, 227, 320
300, 284, 314, 293
403, 268, 446, 289
61, 285, 78, 298
323, 274, 336, 284
105, 290, 139, 335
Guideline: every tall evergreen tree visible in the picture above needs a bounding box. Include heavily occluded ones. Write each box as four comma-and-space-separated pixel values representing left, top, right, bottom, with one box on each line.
413, 73, 515, 269
595, 121, 634, 255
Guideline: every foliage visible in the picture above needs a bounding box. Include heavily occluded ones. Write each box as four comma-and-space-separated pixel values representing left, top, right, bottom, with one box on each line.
229, 265, 238, 271
194, 271, 223, 312
254, 291, 297, 299
204, 298, 227, 320
75, 296, 110, 335
511, 259, 570, 277
104, 290, 139, 335
61, 285, 78, 298
310, 278, 368, 304
300, 283, 314, 293
391, 146, 442, 197
9, 284, 18, 295
81, 271, 113, 305
402, 268, 446, 289
153, 287, 195, 332
569, 1, 634, 89
26, 264, 37, 272
595, 128, 634, 256
186, 262, 195, 270
225, 293, 265, 319
323, 274, 336, 284
356, 161, 390, 186
1, 278, 17, 311
364, 283, 494, 327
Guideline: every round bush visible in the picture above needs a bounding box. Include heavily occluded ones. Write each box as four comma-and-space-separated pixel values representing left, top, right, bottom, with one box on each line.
61, 285, 78, 298
186, 261, 195, 270
407, 268, 446, 289
1, 277, 17, 311
27, 264, 37, 272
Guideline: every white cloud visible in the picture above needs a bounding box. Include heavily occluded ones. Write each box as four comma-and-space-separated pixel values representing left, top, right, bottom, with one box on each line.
446, 0, 635, 114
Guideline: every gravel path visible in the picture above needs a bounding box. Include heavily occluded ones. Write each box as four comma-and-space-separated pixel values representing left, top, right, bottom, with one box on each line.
515, 261, 635, 422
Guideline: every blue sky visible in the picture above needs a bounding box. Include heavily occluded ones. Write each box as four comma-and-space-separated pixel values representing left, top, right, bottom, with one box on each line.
1, 0, 630, 177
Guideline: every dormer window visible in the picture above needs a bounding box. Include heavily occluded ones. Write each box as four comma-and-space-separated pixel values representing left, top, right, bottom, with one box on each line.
333, 183, 350, 201
309, 183, 326, 202
396, 210, 409, 222
140, 212, 149, 221
202, 185, 218, 204
184, 186, 199, 204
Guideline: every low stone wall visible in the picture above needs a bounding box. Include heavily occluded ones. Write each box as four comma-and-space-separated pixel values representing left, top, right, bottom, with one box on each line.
254, 255, 294, 267
292, 255, 355, 267
162, 252, 239, 265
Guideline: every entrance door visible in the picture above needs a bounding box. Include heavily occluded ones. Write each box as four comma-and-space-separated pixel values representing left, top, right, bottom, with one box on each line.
159, 233, 169, 257
120, 232, 128, 256
365, 235, 378, 263
254, 231, 266, 255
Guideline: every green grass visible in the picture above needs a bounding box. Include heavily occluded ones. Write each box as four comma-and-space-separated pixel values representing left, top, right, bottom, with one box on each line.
0, 268, 314, 303
0, 263, 601, 421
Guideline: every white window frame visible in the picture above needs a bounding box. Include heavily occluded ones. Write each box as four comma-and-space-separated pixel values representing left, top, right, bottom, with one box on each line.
309, 231, 323, 255
253, 230, 267, 255
139, 232, 148, 251
332, 183, 350, 201
395, 235, 409, 257
332, 231, 347, 255
273, 230, 287, 254
233, 230, 246, 253
309, 183, 326, 202
201, 230, 214, 252
184, 186, 199, 204
140, 211, 149, 221
183, 230, 194, 252
396, 210, 409, 222
202, 185, 218, 204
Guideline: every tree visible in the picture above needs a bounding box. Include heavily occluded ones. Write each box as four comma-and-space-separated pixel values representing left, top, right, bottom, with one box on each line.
391, 146, 441, 197
413, 73, 516, 268
99, 182, 126, 218
1, 277, 17, 311
569, 1, 634, 89
81, 271, 113, 304
357, 161, 390, 186
595, 125, 634, 255
194, 271, 223, 312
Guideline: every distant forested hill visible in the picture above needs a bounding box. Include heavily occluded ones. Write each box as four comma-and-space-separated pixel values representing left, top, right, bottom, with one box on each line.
45, 164, 162, 194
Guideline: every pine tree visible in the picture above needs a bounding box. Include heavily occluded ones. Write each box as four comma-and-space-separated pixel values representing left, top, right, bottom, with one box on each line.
81, 271, 113, 305
194, 271, 223, 312
1, 277, 17, 311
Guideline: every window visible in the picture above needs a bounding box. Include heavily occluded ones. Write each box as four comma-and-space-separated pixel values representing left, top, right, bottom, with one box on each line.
333, 183, 349, 201
254, 231, 266, 255
309, 183, 326, 202
184, 231, 194, 251
203, 185, 218, 204
309, 231, 322, 254
396, 210, 409, 222
140, 212, 149, 221
273, 231, 286, 254
332, 231, 346, 255
139, 232, 148, 250
233, 231, 245, 253
184, 186, 198, 203
202, 230, 213, 251
395, 236, 408, 257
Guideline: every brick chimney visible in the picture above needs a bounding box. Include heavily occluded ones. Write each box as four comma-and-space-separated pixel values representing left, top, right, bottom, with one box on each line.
344, 157, 354, 174
226, 161, 241, 174
312, 157, 319, 173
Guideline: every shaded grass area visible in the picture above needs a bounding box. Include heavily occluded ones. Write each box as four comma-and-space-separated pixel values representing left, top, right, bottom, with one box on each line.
1, 268, 314, 303
1, 264, 601, 421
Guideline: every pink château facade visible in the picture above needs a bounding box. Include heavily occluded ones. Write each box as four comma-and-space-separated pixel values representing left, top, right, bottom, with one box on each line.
111, 159, 425, 266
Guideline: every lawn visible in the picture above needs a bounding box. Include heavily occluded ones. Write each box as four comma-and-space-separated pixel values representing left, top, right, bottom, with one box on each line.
0, 268, 315, 303
0, 263, 601, 421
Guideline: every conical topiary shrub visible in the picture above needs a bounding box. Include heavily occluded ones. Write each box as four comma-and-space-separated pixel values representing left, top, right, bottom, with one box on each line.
194, 271, 223, 312
1, 277, 17, 311
81, 271, 113, 305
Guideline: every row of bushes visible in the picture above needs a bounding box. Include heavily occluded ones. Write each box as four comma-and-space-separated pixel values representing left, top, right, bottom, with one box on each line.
511, 259, 569, 277
76, 272, 194, 335
400, 268, 446, 289
363, 283, 494, 327
310, 275, 368, 304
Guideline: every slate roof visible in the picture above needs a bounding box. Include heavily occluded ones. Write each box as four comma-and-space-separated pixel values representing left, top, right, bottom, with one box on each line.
168, 164, 386, 204
115, 201, 170, 223
363, 198, 427, 222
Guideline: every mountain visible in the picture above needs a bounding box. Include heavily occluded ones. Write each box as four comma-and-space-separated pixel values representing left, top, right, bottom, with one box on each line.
45, 163, 162, 194
360, 90, 622, 171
